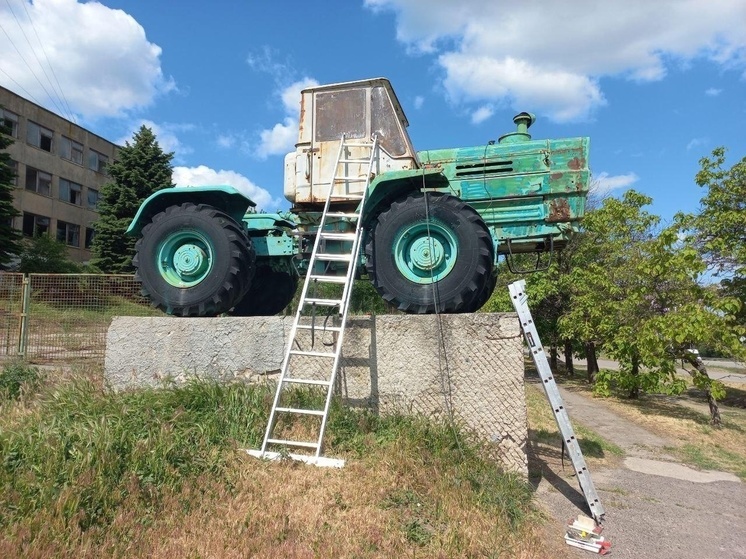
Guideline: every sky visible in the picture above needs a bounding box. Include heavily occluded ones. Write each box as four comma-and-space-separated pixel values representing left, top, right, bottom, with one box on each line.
1, 0, 745, 222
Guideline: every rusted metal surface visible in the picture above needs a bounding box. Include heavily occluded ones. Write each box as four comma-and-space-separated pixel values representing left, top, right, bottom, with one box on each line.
547, 198, 572, 222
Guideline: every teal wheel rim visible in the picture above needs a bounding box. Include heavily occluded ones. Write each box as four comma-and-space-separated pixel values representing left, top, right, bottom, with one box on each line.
392, 221, 458, 284
157, 230, 214, 287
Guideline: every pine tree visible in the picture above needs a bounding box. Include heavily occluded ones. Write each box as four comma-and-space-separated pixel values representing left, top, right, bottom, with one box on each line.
91, 126, 173, 273
0, 117, 22, 269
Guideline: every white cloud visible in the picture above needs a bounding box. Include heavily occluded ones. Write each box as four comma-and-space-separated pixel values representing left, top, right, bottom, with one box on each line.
686, 137, 709, 151
256, 78, 318, 158
0, 0, 174, 119
173, 165, 281, 211
470, 104, 494, 124
705, 87, 722, 96
592, 172, 639, 196
116, 120, 194, 158
365, 0, 746, 122
413, 95, 424, 109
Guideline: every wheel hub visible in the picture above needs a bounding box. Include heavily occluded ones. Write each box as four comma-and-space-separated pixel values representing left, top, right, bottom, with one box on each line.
394, 221, 458, 284
409, 237, 445, 271
157, 230, 214, 288
172, 244, 208, 277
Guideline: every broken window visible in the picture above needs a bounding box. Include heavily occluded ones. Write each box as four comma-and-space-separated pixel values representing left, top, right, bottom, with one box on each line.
315, 89, 366, 142
59, 178, 82, 205
27, 121, 53, 152
25, 167, 52, 196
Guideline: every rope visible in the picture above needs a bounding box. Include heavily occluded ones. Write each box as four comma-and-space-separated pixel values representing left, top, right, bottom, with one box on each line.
421, 173, 464, 458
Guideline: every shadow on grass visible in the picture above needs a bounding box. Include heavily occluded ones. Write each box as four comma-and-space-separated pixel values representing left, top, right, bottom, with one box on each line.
526, 428, 591, 518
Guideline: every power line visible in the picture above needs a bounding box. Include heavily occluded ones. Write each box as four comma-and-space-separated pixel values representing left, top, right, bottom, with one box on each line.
1, 0, 75, 122
19, 0, 76, 123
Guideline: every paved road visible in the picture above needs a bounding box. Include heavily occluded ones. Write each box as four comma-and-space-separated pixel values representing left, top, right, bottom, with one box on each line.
568, 357, 746, 385
530, 380, 745, 558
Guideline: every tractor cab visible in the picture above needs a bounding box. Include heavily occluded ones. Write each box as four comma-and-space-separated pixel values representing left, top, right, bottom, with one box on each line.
283, 77, 420, 205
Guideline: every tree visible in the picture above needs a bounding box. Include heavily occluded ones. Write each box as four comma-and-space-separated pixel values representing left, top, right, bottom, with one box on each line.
693, 147, 746, 274
558, 191, 744, 424
0, 116, 22, 269
19, 234, 81, 273
91, 126, 173, 273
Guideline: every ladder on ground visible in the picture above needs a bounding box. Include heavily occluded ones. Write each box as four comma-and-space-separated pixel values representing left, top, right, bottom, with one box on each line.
508, 280, 606, 523
248, 135, 378, 468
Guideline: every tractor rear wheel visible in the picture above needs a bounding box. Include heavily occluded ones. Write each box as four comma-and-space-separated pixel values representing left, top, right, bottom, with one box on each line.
365, 193, 493, 314
230, 265, 299, 316
133, 203, 255, 316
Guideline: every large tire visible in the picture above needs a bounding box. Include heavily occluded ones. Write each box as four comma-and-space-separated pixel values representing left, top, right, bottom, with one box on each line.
133, 203, 255, 316
230, 265, 299, 316
365, 193, 493, 314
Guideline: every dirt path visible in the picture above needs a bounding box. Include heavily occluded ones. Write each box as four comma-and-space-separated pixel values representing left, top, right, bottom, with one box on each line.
528, 379, 746, 559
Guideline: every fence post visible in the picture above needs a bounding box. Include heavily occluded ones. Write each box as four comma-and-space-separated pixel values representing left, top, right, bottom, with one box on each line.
18, 274, 31, 358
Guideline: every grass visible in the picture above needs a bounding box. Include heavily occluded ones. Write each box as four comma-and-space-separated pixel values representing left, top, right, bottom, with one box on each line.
552, 367, 746, 480
0, 363, 546, 558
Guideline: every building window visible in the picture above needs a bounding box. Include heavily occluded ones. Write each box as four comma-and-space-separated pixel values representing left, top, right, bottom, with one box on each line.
60, 136, 84, 165
1, 109, 19, 137
22, 212, 50, 237
88, 149, 108, 173
8, 159, 18, 186
26, 121, 54, 152
85, 227, 95, 249
56, 220, 80, 247
59, 178, 82, 205
25, 167, 52, 196
87, 187, 100, 209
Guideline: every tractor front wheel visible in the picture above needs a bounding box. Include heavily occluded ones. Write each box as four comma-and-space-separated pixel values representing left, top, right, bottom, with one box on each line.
133, 203, 255, 316
365, 193, 493, 314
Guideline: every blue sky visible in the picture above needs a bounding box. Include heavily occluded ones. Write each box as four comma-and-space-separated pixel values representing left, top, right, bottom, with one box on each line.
1, 0, 745, 222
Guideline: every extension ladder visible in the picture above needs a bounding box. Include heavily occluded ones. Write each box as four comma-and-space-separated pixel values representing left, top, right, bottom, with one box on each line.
508, 280, 606, 522
248, 135, 378, 468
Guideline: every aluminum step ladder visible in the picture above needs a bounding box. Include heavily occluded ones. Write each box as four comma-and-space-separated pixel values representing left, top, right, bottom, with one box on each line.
509, 280, 606, 522
248, 135, 378, 468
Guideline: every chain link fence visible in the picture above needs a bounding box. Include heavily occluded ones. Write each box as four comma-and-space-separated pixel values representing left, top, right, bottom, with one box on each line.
0, 273, 161, 365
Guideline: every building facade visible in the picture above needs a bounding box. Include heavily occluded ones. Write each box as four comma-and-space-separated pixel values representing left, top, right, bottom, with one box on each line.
1, 86, 119, 263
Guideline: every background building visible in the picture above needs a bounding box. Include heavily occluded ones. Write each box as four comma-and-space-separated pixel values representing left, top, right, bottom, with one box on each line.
1, 86, 119, 263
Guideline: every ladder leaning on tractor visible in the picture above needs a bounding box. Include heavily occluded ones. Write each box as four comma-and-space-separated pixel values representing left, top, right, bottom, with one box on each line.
247, 134, 378, 468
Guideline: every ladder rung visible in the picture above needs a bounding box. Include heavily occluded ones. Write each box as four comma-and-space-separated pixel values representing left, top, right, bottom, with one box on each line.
334, 176, 368, 182
315, 253, 352, 262
282, 377, 333, 386
303, 298, 342, 307
320, 232, 357, 241
325, 212, 360, 219
295, 323, 342, 332
309, 274, 348, 284
330, 194, 365, 200
289, 349, 336, 358
343, 141, 373, 148
267, 438, 319, 449
275, 407, 325, 416
339, 158, 370, 164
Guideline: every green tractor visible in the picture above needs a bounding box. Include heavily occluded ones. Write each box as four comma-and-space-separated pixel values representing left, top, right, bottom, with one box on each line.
126, 77, 589, 316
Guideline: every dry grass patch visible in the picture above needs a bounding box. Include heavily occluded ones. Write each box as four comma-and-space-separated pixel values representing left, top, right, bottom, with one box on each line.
0, 363, 552, 558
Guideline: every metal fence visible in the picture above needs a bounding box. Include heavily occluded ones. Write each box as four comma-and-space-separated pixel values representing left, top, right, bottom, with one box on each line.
0, 273, 161, 365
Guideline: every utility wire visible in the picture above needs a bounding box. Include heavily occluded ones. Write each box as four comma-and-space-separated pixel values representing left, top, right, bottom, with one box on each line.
19, 0, 75, 123
1, 0, 74, 121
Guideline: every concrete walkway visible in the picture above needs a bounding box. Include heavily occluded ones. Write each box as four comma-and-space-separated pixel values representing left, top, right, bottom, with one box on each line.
530, 381, 746, 559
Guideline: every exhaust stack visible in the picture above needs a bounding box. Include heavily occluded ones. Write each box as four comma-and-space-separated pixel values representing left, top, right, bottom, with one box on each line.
498, 112, 536, 144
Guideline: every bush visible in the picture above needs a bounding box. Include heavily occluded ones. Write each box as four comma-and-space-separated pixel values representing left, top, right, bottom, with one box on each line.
0, 361, 42, 400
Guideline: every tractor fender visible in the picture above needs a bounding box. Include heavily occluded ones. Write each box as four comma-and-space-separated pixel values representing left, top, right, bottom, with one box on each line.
363, 167, 450, 228
126, 185, 256, 236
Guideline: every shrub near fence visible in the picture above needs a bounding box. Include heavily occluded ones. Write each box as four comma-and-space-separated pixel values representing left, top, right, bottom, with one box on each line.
0, 273, 162, 364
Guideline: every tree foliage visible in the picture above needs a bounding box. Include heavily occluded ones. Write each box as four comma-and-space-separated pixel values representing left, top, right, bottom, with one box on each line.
693, 147, 746, 274
19, 234, 81, 274
91, 126, 173, 273
0, 118, 22, 269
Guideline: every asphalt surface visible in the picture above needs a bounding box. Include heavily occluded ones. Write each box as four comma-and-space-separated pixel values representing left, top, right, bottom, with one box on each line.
530, 381, 746, 559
